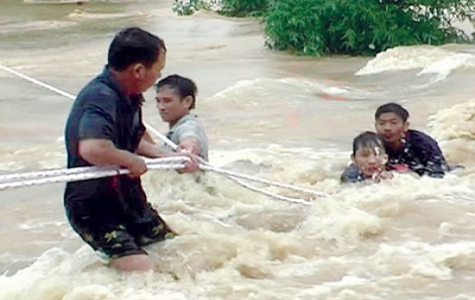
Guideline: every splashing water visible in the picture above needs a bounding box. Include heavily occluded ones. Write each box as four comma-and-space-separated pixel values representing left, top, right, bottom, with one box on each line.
1, 0, 475, 299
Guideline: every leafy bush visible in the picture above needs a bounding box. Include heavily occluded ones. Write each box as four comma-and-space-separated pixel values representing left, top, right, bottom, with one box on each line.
265, 0, 474, 56
172, 0, 216, 16
219, 0, 267, 17
173, 0, 475, 56
172, 0, 266, 17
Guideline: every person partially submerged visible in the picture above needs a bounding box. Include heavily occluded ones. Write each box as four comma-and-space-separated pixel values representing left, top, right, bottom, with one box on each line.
155, 74, 208, 161
374, 102, 455, 178
64, 27, 200, 273
341, 131, 393, 183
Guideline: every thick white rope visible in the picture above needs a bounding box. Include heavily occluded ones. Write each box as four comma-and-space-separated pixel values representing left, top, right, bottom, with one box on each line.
0, 63, 327, 203
0, 161, 186, 191
0, 157, 187, 183
0, 155, 316, 205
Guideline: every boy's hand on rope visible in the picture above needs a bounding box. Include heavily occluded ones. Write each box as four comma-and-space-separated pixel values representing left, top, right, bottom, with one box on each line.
174, 151, 200, 174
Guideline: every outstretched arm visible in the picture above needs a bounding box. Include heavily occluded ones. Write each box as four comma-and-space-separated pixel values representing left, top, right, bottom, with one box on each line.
177, 137, 202, 157
136, 135, 175, 158
79, 139, 146, 178
142, 130, 155, 144
136, 134, 200, 173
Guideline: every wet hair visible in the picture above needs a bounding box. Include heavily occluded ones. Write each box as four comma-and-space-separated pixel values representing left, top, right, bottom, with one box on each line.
375, 102, 409, 122
155, 74, 198, 109
108, 27, 166, 71
352, 131, 385, 156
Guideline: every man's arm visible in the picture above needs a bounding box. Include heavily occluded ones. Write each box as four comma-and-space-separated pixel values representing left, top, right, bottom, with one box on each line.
79, 139, 146, 177
136, 135, 175, 158
177, 137, 202, 157
413, 131, 447, 178
174, 120, 208, 161
142, 130, 155, 144
75, 96, 150, 176
424, 149, 446, 178
136, 134, 200, 173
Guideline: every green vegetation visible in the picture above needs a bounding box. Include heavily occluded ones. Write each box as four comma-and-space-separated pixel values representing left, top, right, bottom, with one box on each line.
173, 0, 475, 56
173, 0, 266, 16
221, 0, 267, 17
172, 0, 214, 15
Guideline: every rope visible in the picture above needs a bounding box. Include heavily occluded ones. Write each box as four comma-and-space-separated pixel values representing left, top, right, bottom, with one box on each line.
0, 161, 186, 191
200, 164, 328, 198
0, 64, 179, 151
156, 130, 323, 202
0, 64, 76, 100
226, 178, 313, 206
0, 157, 187, 183
0, 63, 328, 204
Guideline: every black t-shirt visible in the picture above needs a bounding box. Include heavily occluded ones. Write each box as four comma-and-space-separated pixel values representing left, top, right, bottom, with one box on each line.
63, 66, 146, 223
386, 129, 448, 177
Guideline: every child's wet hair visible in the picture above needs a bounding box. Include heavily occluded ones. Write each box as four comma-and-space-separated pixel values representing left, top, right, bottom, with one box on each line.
375, 102, 409, 122
352, 131, 385, 156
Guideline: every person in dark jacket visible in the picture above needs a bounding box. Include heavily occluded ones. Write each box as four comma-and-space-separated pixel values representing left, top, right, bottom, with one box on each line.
374, 102, 449, 178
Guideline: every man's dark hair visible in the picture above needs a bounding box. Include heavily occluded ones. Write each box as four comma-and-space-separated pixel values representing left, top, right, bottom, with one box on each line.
108, 27, 166, 71
375, 102, 409, 122
155, 74, 198, 109
352, 131, 384, 156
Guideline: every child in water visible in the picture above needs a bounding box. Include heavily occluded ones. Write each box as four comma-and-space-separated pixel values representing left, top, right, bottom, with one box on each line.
341, 131, 393, 183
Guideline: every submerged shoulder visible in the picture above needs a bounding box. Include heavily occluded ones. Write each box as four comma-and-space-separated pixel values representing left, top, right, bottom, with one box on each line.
341, 164, 364, 183
408, 129, 435, 141
408, 129, 439, 146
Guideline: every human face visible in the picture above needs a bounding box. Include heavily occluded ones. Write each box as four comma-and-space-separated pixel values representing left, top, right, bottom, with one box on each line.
155, 85, 192, 126
136, 50, 166, 92
375, 112, 409, 146
352, 146, 388, 178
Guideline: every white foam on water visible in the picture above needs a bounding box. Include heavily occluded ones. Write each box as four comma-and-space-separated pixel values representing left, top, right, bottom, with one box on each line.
205, 76, 364, 107
68, 9, 147, 20
428, 99, 475, 166
0, 122, 475, 299
429, 99, 475, 141
368, 241, 475, 280
356, 46, 475, 84
356, 46, 451, 75
1, 1, 475, 298
418, 52, 475, 82
0, 20, 78, 34
23, 0, 88, 3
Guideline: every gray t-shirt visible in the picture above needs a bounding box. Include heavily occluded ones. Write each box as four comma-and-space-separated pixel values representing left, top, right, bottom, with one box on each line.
165, 113, 209, 161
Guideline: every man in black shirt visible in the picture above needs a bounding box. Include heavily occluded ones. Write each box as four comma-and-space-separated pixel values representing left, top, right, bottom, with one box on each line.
64, 27, 199, 272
